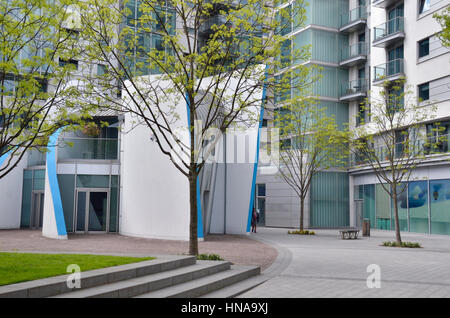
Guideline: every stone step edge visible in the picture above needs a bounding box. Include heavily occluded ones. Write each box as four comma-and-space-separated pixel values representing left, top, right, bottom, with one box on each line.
135, 265, 261, 298
0, 255, 196, 298
53, 261, 232, 298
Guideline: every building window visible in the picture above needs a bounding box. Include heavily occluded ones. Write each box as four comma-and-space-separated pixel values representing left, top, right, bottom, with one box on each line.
262, 119, 268, 127
387, 85, 404, 114
281, 138, 291, 150
59, 58, 78, 70
418, 0, 431, 14
97, 64, 108, 75
418, 38, 429, 58
418, 82, 430, 101
356, 102, 369, 126
257, 184, 266, 197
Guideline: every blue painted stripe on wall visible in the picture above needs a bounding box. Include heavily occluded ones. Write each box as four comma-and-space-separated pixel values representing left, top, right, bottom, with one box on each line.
0, 151, 10, 168
247, 70, 268, 232
46, 128, 67, 236
185, 92, 204, 239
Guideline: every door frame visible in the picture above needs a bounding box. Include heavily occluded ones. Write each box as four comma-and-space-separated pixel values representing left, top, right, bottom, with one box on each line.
354, 199, 364, 228
74, 188, 110, 233
30, 190, 45, 229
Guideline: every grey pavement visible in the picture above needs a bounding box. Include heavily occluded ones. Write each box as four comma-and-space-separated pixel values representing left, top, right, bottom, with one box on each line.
0, 229, 277, 271
241, 227, 450, 298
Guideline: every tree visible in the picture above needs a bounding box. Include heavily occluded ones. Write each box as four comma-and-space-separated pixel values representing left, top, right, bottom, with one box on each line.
273, 97, 347, 231
0, 0, 84, 179
434, 6, 450, 47
77, 0, 311, 255
346, 79, 437, 244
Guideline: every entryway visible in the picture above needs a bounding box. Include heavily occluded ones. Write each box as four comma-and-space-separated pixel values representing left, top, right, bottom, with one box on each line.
30, 191, 44, 229
75, 188, 109, 233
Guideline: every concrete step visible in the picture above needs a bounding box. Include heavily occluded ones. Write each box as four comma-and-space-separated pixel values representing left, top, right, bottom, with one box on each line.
199, 275, 268, 298
0, 255, 196, 298
135, 265, 260, 298
52, 261, 231, 298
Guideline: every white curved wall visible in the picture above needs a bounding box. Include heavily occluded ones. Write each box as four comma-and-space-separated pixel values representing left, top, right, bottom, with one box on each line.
0, 156, 26, 229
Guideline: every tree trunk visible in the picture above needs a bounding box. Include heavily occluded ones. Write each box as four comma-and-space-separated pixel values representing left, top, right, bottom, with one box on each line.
300, 196, 304, 231
189, 173, 199, 255
392, 187, 402, 245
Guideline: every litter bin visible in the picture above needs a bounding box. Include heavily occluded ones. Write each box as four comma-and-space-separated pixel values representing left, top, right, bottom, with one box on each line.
362, 218, 370, 237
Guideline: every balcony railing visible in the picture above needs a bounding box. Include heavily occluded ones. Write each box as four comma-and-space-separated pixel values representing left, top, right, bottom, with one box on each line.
340, 6, 367, 27
373, 59, 404, 82
199, 14, 229, 34
340, 42, 367, 62
28, 149, 46, 166
373, 17, 404, 42
58, 137, 118, 160
350, 134, 450, 166
340, 79, 368, 98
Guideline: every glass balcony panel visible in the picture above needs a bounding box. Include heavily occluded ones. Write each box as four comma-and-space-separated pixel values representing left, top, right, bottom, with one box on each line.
199, 14, 229, 34
340, 6, 366, 27
350, 133, 450, 166
373, 59, 404, 81
373, 17, 404, 42
28, 149, 46, 166
340, 79, 368, 97
58, 137, 118, 160
340, 42, 366, 61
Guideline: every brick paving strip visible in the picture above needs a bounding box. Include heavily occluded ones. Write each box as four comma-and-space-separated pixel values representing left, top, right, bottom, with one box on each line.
0, 229, 277, 271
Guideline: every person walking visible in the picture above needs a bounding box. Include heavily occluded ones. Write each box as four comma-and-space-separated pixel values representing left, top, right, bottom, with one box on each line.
251, 208, 258, 233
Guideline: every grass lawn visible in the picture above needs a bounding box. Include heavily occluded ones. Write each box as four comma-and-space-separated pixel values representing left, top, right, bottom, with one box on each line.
0, 252, 154, 286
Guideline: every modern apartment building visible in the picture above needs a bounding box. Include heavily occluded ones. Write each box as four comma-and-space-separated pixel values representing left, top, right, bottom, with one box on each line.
0, 0, 263, 240
0, 0, 449, 239
350, 0, 450, 235
256, 0, 450, 236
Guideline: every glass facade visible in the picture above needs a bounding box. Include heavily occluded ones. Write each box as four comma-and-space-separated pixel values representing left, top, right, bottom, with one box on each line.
392, 183, 408, 232
355, 179, 450, 236
122, 0, 176, 75
409, 181, 428, 234
430, 180, 450, 235
310, 172, 349, 228
21, 171, 119, 233
363, 184, 375, 227
375, 183, 391, 230
20, 169, 45, 228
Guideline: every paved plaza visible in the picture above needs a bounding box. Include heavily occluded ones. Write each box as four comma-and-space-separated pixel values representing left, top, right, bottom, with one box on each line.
0, 229, 277, 271
242, 227, 450, 298
3, 228, 450, 297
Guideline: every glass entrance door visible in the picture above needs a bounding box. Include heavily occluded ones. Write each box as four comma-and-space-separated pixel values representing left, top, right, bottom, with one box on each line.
75, 189, 109, 233
31, 192, 44, 228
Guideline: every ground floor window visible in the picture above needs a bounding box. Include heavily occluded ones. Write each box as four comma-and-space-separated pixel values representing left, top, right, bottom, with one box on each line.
355, 178, 450, 235
255, 184, 266, 226
20, 171, 119, 233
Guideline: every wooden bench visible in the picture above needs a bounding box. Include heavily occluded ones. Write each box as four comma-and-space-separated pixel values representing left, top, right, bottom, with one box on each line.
339, 229, 360, 240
